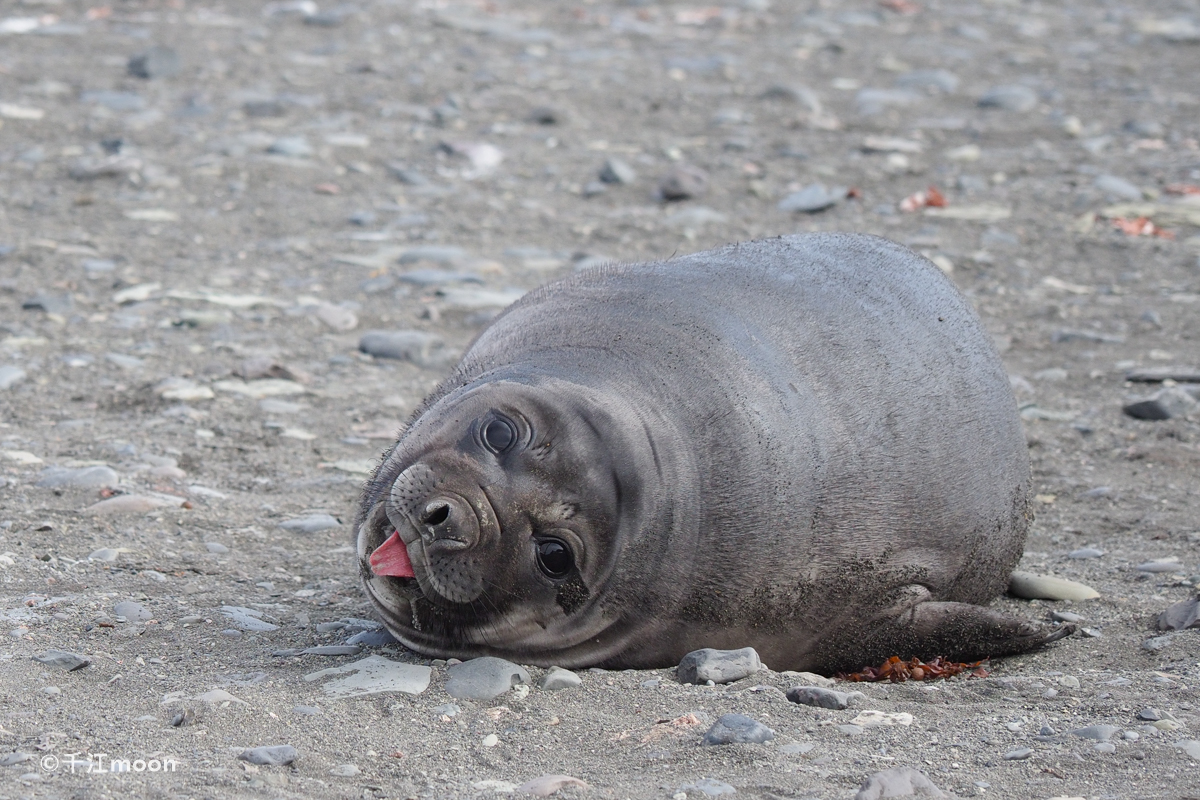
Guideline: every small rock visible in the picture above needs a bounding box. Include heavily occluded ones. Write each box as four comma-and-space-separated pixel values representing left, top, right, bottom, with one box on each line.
85, 494, 180, 515
1143, 634, 1174, 652
1124, 387, 1199, 420
345, 630, 398, 647
676, 647, 761, 685
128, 46, 181, 79
850, 711, 913, 728
434, 703, 460, 717
528, 106, 564, 125
114, 601, 152, 622
1137, 708, 1162, 722
37, 466, 119, 489
539, 666, 582, 691
777, 183, 848, 213
267, 136, 313, 158
445, 657, 531, 701
32, 650, 91, 671
1137, 560, 1184, 573
329, 764, 360, 777
659, 165, 708, 201
1067, 547, 1105, 559
359, 330, 448, 367
0, 366, 27, 390
516, 774, 590, 796
895, 69, 960, 93
1094, 174, 1143, 201
219, 606, 280, 632
1003, 747, 1032, 760
303, 655, 431, 697
599, 158, 637, 184
302, 645, 362, 656
1071, 724, 1119, 742
278, 514, 340, 534
1058, 675, 1080, 689
1177, 740, 1200, 760
315, 303, 358, 332
1094, 741, 1116, 754
292, 705, 321, 716
855, 767, 947, 800
88, 548, 119, 562
1051, 610, 1085, 623
786, 686, 865, 710
481, 733, 500, 747
237, 745, 298, 766
679, 778, 736, 796
0, 753, 33, 766
701, 713, 775, 745
205, 542, 229, 554
1008, 571, 1100, 601
978, 85, 1038, 112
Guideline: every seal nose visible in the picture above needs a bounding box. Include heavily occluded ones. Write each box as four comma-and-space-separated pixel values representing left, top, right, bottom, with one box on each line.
421, 500, 451, 528
417, 496, 472, 550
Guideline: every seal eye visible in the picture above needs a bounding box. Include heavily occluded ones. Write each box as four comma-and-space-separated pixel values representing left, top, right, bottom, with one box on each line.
536, 539, 573, 579
481, 416, 517, 454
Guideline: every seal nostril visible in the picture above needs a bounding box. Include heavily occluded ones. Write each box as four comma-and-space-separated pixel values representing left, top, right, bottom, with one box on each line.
422, 502, 450, 527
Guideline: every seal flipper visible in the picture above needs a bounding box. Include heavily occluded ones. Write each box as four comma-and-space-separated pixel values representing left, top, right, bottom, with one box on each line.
820, 592, 1075, 675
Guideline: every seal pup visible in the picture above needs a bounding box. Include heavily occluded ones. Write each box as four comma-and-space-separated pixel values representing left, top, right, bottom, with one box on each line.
356, 233, 1071, 673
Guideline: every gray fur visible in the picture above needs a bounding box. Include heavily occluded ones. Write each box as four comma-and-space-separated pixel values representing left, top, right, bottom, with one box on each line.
356, 233, 1070, 673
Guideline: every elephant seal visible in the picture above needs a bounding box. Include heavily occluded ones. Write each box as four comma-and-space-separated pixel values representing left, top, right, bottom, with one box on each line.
356, 233, 1070, 673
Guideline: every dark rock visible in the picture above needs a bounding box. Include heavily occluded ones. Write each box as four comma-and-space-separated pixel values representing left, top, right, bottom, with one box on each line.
659, 165, 708, 201
359, 330, 448, 367
1124, 387, 1199, 420
301, 645, 362, 656
676, 647, 761, 685
1125, 366, 1200, 383
701, 713, 775, 745
1137, 708, 1162, 722
598, 158, 636, 185
128, 46, 181, 79
33, 650, 91, 671
786, 685, 864, 709
237, 745, 298, 766
345, 630, 398, 647
1158, 596, 1200, 631
444, 657, 530, 701
529, 105, 564, 125
856, 767, 946, 799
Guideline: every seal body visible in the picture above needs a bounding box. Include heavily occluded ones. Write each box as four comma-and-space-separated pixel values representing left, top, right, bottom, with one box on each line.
356, 233, 1068, 673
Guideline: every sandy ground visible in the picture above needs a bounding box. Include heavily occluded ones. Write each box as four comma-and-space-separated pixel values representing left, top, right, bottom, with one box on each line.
2, 1, 1200, 798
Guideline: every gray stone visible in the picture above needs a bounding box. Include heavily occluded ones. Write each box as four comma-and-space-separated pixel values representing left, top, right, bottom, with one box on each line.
659, 165, 708, 201
1071, 724, 1119, 741
599, 158, 637, 185
219, 606, 280, 632
539, 666, 582, 691
301, 645, 362, 656
1093, 741, 1116, 754
345, 630, 398, 647
1144, 634, 1174, 652
1067, 547, 1105, 559
1138, 708, 1162, 721
679, 778, 736, 796
701, 713, 775, 745
0, 366, 26, 390
978, 85, 1038, 112
292, 705, 321, 716
1052, 329, 1124, 344
0, 752, 33, 766
329, 763, 360, 777
786, 686, 864, 710
676, 647, 761, 685
359, 330, 448, 367
1124, 388, 1199, 421
1051, 610, 1085, 623
1177, 740, 1200, 760
777, 183, 848, 213
114, 601, 152, 622
434, 703, 460, 717
22, 292, 73, 314
32, 650, 91, 671
37, 466, 119, 489
304, 655, 431, 697
81, 90, 145, 111
1003, 747, 1033, 760
88, 548, 119, 562
1138, 560, 1184, 573
205, 542, 229, 554
895, 69, 960, 93
237, 745, 298, 766
267, 136, 313, 157
1094, 174, 1143, 201
128, 46, 180, 79
855, 767, 947, 800
278, 514, 340, 534
445, 657, 530, 701
856, 88, 921, 114
398, 245, 468, 265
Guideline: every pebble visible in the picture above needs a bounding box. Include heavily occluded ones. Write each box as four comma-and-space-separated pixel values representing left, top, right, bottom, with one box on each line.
978, 85, 1038, 112
1137, 560, 1183, 573
445, 656, 530, 701
481, 734, 500, 747
22, 292, 73, 314
778, 742, 815, 755
1051, 610, 1085, 623
659, 165, 709, 201
850, 711, 913, 728
219, 606, 280, 632
114, 601, 152, 622
32, 650, 91, 671
0, 753, 33, 766
85, 494, 181, 515
345, 630, 398, 647
676, 647, 761, 685
1003, 747, 1032, 760
329, 764, 360, 777
88, 548, 119, 562
895, 69, 960, 93
1067, 547, 1105, 559
701, 714, 775, 745
679, 778, 736, 796
301, 645, 362, 656
128, 46, 180, 79
359, 330, 449, 367
205, 542, 229, 554
1143, 634, 1174, 652
786, 686, 865, 710
267, 136, 313, 158
1094, 174, 1144, 201
1176, 740, 1200, 760
278, 514, 341, 534
1008, 571, 1100, 601
1137, 708, 1162, 721
1123, 387, 1199, 420
1071, 724, 1118, 741
856, 88, 921, 115
1094, 741, 1116, 753
599, 157, 637, 185
303, 654, 431, 697
237, 745, 298, 766
516, 775, 589, 796
538, 666, 582, 691
292, 705, 321, 716
0, 366, 26, 390
36, 466, 119, 489
1058, 675, 1080, 689
434, 703, 460, 717
777, 183, 848, 213
854, 767, 947, 800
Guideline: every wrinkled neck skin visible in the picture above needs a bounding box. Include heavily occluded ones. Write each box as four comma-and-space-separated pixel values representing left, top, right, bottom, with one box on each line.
356, 369, 694, 667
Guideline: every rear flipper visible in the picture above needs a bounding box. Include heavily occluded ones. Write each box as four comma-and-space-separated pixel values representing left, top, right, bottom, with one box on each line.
818, 592, 1075, 675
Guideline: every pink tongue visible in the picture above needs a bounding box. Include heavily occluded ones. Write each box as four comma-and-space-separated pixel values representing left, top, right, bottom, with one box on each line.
369, 531, 415, 578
